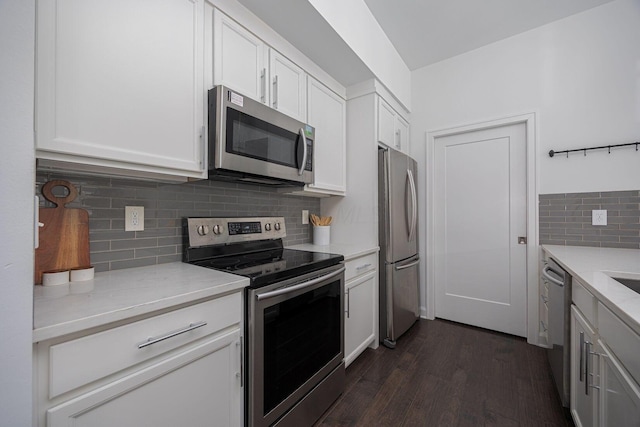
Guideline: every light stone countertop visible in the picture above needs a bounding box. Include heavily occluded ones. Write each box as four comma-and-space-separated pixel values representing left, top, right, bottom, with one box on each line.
33, 262, 248, 343
287, 243, 379, 261
542, 245, 640, 335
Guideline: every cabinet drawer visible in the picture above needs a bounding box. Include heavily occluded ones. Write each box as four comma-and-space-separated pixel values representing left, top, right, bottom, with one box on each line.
49, 292, 241, 398
345, 252, 377, 281
598, 302, 640, 385
572, 279, 597, 326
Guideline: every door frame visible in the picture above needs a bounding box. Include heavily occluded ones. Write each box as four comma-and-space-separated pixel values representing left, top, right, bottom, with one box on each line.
424, 112, 539, 344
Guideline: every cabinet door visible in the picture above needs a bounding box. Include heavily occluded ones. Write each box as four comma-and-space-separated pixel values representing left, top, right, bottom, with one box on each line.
599, 342, 640, 427
213, 8, 267, 103
396, 115, 410, 153
571, 306, 598, 427
36, 0, 205, 178
307, 77, 346, 194
345, 271, 377, 367
377, 97, 396, 148
270, 50, 306, 121
47, 330, 242, 427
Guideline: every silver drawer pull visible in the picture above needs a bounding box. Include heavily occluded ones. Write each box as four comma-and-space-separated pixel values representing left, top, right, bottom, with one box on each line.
137, 321, 207, 349
356, 263, 372, 271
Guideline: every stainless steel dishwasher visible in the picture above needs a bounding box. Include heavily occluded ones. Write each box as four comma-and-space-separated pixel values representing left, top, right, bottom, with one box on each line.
542, 257, 572, 408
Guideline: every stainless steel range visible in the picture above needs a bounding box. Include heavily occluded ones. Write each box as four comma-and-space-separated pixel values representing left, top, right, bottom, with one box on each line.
183, 217, 345, 427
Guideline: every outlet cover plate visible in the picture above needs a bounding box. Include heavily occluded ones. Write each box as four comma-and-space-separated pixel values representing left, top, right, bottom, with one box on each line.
125, 206, 144, 231
592, 209, 607, 226
302, 210, 309, 225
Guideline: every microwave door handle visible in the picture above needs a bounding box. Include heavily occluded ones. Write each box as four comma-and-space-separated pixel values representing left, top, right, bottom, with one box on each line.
297, 128, 308, 176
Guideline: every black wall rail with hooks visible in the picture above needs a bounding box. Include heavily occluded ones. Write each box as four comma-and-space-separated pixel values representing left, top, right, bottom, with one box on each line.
549, 141, 640, 158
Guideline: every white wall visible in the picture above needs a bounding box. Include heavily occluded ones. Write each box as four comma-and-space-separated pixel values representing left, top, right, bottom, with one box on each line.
411, 0, 640, 195
309, 0, 412, 111
0, 1, 35, 425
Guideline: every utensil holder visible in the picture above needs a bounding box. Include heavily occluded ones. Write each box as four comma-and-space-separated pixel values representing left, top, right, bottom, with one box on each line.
313, 226, 330, 246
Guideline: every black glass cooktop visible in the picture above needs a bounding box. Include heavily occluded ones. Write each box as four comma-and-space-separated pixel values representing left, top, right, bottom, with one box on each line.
191, 248, 343, 288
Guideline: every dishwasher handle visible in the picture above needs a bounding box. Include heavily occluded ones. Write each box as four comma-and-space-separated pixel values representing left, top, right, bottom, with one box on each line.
542, 264, 564, 287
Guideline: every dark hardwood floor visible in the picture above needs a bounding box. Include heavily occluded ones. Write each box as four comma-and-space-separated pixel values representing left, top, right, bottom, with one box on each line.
316, 319, 574, 427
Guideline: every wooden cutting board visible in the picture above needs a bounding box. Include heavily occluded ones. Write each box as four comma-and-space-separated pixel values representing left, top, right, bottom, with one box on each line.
35, 180, 90, 284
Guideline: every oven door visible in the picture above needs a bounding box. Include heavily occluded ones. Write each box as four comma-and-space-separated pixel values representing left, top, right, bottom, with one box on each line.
209, 86, 314, 185
247, 264, 345, 427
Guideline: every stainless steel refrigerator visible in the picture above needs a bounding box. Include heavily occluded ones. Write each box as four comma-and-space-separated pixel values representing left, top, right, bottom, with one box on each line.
378, 147, 420, 349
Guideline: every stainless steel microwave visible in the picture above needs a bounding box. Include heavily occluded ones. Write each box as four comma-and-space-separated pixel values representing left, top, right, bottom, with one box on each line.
208, 86, 314, 186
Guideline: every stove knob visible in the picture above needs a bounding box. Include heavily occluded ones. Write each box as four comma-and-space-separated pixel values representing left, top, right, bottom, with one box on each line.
212, 224, 222, 235
196, 225, 210, 236
274, 222, 281, 231
265, 223, 272, 231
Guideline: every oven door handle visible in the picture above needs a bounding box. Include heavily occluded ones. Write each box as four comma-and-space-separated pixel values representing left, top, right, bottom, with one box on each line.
256, 267, 345, 301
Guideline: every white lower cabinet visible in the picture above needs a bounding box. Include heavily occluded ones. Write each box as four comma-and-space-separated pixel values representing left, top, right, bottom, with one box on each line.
47, 330, 241, 427
35, 293, 243, 427
344, 251, 378, 367
599, 341, 640, 426
571, 305, 598, 427
570, 280, 640, 427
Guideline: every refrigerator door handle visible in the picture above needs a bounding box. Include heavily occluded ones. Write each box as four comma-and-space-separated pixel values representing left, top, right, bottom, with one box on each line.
407, 169, 417, 241
395, 258, 420, 271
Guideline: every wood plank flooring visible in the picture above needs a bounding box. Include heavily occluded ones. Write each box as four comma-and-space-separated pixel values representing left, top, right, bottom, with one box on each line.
316, 319, 574, 427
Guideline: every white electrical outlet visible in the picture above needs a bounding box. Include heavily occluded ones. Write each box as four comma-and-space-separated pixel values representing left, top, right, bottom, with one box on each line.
125, 206, 145, 231
592, 209, 607, 226
302, 210, 309, 225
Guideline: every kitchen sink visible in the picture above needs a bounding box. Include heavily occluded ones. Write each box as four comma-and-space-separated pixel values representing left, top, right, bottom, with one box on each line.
612, 277, 640, 294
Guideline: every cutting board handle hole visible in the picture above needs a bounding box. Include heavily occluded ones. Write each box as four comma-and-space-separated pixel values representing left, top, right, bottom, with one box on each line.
41, 180, 78, 207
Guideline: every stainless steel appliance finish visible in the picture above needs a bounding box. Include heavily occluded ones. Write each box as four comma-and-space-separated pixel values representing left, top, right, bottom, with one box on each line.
542, 257, 572, 407
247, 263, 345, 427
183, 217, 345, 427
378, 147, 420, 349
208, 86, 314, 186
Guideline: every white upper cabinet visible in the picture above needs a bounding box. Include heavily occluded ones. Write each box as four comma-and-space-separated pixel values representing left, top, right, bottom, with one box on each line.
305, 77, 346, 195
269, 50, 307, 121
212, 9, 306, 122
36, 0, 206, 180
396, 115, 410, 153
213, 8, 268, 102
377, 98, 396, 148
377, 96, 410, 154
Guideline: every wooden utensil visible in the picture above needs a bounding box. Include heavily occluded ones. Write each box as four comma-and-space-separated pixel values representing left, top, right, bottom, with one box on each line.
310, 214, 332, 226
35, 180, 90, 284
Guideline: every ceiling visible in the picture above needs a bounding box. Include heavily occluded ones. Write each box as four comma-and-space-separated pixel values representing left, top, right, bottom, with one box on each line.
237, 0, 615, 86
363, 0, 615, 70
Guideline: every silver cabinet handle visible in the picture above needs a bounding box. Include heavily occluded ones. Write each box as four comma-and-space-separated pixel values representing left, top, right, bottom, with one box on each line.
356, 263, 372, 271
257, 267, 345, 301
346, 288, 350, 319
395, 129, 401, 149
542, 265, 564, 287
395, 258, 420, 271
260, 68, 266, 103
137, 321, 207, 349
272, 75, 278, 108
297, 127, 308, 176
579, 331, 585, 383
585, 339, 591, 395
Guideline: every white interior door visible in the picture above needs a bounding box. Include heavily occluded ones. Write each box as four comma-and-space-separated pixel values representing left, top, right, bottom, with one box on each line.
434, 122, 527, 336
